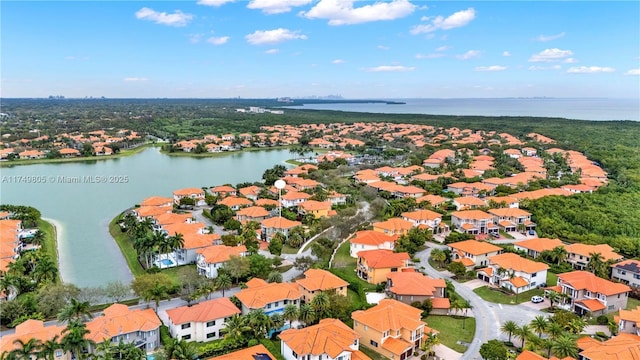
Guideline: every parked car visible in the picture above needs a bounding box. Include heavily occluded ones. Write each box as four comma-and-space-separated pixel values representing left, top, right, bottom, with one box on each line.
531, 295, 544, 303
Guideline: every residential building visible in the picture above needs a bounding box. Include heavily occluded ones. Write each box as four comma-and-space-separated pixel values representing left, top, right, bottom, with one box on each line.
448, 240, 502, 268
166, 298, 241, 342
218, 196, 253, 211
0, 320, 69, 359
577, 333, 640, 360
611, 259, 640, 288
235, 278, 302, 316
386, 270, 450, 314
280, 191, 312, 208
565, 243, 623, 270
238, 185, 262, 201
514, 238, 565, 259
328, 191, 348, 206
235, 206, 271, 224
279, 318, 371, 360
488, 208, 536, 233
210, 185, 237, 197
298, 200, 334, 219
352, 299, 433, 360
451, 210, 498, 235
453, 196, 487, 211
140, 196, 174, 207
557, 271, 630, 316
196, 245, 247, 279
477, 253, 549, 294
372, 218, 414, 236
357, 249, 410, 285
400, 209, 444, 232
349, 230, 397, 258
173, 187, 206, 206
615, 306, 640, 335
85, 304, 162, 352
260, 217, 302, 241
416, 194, 448, 208
210, 344, 276, 360
296, 269, 349, 303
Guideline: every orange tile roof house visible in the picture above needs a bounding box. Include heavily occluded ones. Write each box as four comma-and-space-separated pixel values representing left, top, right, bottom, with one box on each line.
616, 306, 640, 336
453, 196, 487, 211
235, 206, 271, 224
235, 278, 302, 316
210, 344, 276, 360
218, 196, 253, 211
372, 218, 414, 236
357, 249, 410, 285
611, 259, 640, 288
352, 299, 433, 360
488, 208, 536, 233
298, 200, 333, 219
416, 194, 448, 208
279, 318, 371, 360
85, 304, 162, 353
386, 271, 450, 313
557, 271, 631, 316
448, 240, 502, 268
238, 185, 262, 201
260, 216, 303, 241
401, 209, 443, 231
197, 245, 247, 279
349, 230, 398, 258
514, 238, 565, 259
172, 187, 206, 206
210, 185, 237, 197
140, 196, 174, 207
565, 243, 623, 271
166, 298, 241, 342
280, 190, 312, 208
296, 269, 349, 303
477, 253, 549, 294
0, 320, 67, 358
577, 333, 640, 360
451, 210, 498, 235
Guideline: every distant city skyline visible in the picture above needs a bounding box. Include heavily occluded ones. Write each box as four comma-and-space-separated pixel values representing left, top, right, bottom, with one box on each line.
2, 1, 639, 99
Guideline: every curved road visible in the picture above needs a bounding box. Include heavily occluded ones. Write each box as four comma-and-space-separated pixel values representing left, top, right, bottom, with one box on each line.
415, 246, 546, 360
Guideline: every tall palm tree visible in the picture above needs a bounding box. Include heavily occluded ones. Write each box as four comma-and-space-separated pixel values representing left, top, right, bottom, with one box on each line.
39, 335, 61, 360
545, 321, 564, 340
58, 298, 93, 323
247, 309, 275, 338
298, 304, 316, 327
514, 324, 533, 349
220, 314, 250, 340
530, 315, 548, 337
214, 273, 232, 297
143, 282, 169, 310
94, 342, 116, 360
11, 338, 43, 360
501, 320, 518, 343
167, 233, 185, 263
61, 320, 95, 360
587, 252, 605, 277
283, 304, 299, 328
567, 318, 587, 335
551, 335, 579, 358
167, 339, 197, 360
311, 292, 331, 321
33, 257, 58, 284
550, 246, 568, 265
547, 291, 561, 309
430, 248, 446, 268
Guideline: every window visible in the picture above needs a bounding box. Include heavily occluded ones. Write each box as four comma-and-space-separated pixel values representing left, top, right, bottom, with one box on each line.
383, 331, 389, 337
275, 301, 279, 307
284, 299, 288, 305
181, 323, 191, 329
370, 340, 378, 347
608, 305, 615, 310
266, 303, 272, 309
391, 267, 398, 272
206, 320, 216, 327
292, 351, 298, 358
531, 272, 537, 277
182, 334, 191, 340
206, 332, 216, 338
55, 350, 62, 358
364, 325, 368, 331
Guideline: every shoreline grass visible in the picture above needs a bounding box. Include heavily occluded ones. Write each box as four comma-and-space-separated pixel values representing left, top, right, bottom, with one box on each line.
108, 214, 145, 277
38, 218, 60, 282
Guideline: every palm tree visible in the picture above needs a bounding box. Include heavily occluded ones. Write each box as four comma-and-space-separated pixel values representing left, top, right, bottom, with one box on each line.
551, 335, 579, 358
283, 304, 299, 328
545, 321, 564, 340
247, 309, 275, 338
311, 292, 331, 321
530, 315, 548, 337
267, 271, 283, 283
0, 351, 17, 360
514, 324, 533, 349
58, 298, 93, 323
298, 304, 316, 326
95, 342, 115, 360
587, 252, 605, 277
501, 320, 518, 344
167, 233, 185, 263
430, 248, 446, 268
33, 257, 58, 284
39, 335, 60, 360
567, 318, 587, 335
215, 273, 232, 297
450, 298, 463, 317
61, 320, 95, 360
166, 339, 197, 360
420, 331, 440, 357
143, 282, 169, 310
550, 246, 568, 265
197, 279, 217, 300
221, 314, 250, 340
271, 313, 285, 332
11, 338, 43, 360
547, 291, 560, 309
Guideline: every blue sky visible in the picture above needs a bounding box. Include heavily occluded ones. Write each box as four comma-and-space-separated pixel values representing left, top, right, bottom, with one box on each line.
2, 1, 639, 99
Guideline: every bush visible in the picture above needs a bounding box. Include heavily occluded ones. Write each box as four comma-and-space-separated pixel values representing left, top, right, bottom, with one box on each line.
596, 315, 609, 325
160, 325, 171, 345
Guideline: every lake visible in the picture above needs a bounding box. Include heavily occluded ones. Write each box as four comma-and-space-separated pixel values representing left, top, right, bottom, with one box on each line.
1, 147, 293, 288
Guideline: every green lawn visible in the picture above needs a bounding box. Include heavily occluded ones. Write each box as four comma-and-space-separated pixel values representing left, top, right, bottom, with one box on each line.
546, 272, 558, 287
161, 264, 197, 287
627, 297, 640, 310
359, 345, 390, 360
332, 239, 355, 268
425, 315, 476, 353
281, 244, 299, 254
37, 219, 60, 282
499, 230, 514, 239
473, 286, 544, 304
330, 240, 378, 291
109, 215, 145, 277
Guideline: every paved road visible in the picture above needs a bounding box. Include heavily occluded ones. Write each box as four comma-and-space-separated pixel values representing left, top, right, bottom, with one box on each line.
414, 245, 547, 360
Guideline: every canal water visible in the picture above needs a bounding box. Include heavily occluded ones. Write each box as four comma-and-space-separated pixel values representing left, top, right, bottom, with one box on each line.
1, 147, 293, 287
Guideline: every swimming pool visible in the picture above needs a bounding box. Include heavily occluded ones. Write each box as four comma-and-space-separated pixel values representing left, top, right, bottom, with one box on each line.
160, 259, 174, 266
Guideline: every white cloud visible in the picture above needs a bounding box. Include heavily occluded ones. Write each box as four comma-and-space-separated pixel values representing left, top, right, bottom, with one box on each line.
416, 53, 445, 59
475, 65, 507, 71
567, 66, 615, 74
197, 0, 235, 6
189, 34, 202, 43
435, 45, 449, 52
207, 36, 230, 45
529, 48, 573, 62
135, 7, 193, 27
528, 65, 562, 71
300, 0, 416, 26
410, 8, 475, 34
502, 51, 511, 57
363, 65, 416, 72
245, 28, 307, 45
265, 49, 279, 54
625, 69, 640, 76
332, 59, 345, 64
123, 77, 148, 82
377, 45, 390, 50
248, 0, 313, 14
563, 58, 578, 63
535, 32, 566, 42
456, 50, 480, 60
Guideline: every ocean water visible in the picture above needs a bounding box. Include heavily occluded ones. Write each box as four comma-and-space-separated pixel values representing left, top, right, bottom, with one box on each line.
286, 98, 640, 121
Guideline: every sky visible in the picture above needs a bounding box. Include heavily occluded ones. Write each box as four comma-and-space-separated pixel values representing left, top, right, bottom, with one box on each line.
2, 1, 639, 99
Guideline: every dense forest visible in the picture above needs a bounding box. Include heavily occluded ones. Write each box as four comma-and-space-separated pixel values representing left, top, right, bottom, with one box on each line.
2, 98, 639, 255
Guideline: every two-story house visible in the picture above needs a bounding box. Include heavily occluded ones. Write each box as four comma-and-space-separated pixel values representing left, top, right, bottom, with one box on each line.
238, 185, 262, 201
513, 238, 565, 259
0, 320, 69, 359
260, 217, 303, 241
372, 218, 414, 237
611, 259, 640, 288
296, 269, 348, 303
450, 210, 498, 235
210, 185, 237, 198
86, 304, 162, 353
173, 187, 206, 206
615, 306, 640, 336
196, 245, 247, 279
448, 240, 502, 268
401, 209, 443, 231
577, 333, 640, 360
356, 249, 410, 285
557, 271, 631, 316
280, 191, 312, 208
218, 196, 253, 211
235, 278, 302, 317
166, 298, 241, 342
279, 318, 371, 360
298, 200, 334, 219
488, 208, 535, 233
349, 230, 398, 258
565, 243, 623, 270
477, 253, 549, 294
386, 270, 450, 314
453, 196, 487, 211
352, 299, 434, 360
235, 206, 270, 224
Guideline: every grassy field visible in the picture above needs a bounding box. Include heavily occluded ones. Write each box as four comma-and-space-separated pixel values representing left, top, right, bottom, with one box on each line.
332, 239, 355, 268
161, 264, 197, 287
425, 315, 476, 353
359, 345, 390, 360
108, 215, 145, 277
281, 244, 299, 254
627, 297, 640, 310
38, 219, 60, 282
330, 241, 378, 292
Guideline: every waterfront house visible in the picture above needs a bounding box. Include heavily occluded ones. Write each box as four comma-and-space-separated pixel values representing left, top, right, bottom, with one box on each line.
279, 318, 370, 360
166, 298, 241, 342
296, 269, 348, 303
210, 185, 237, 197
477, 253, 549, 294
196, 245, 247, 278
140, 196, 174, 207
356, 249, 410, 285
238, 185, 262, 201
173, 187, 206, 206
18, 149, 45, 159
386, 270, 450, 314
611, 259, 640, 288
85, 304, 162, 353
218, 196, 253, 211
349, 230, 398, 258
235, 278, 301, 316
448, 240, 502, 268
175, 233, 221, 265
557, 271, 630, 316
